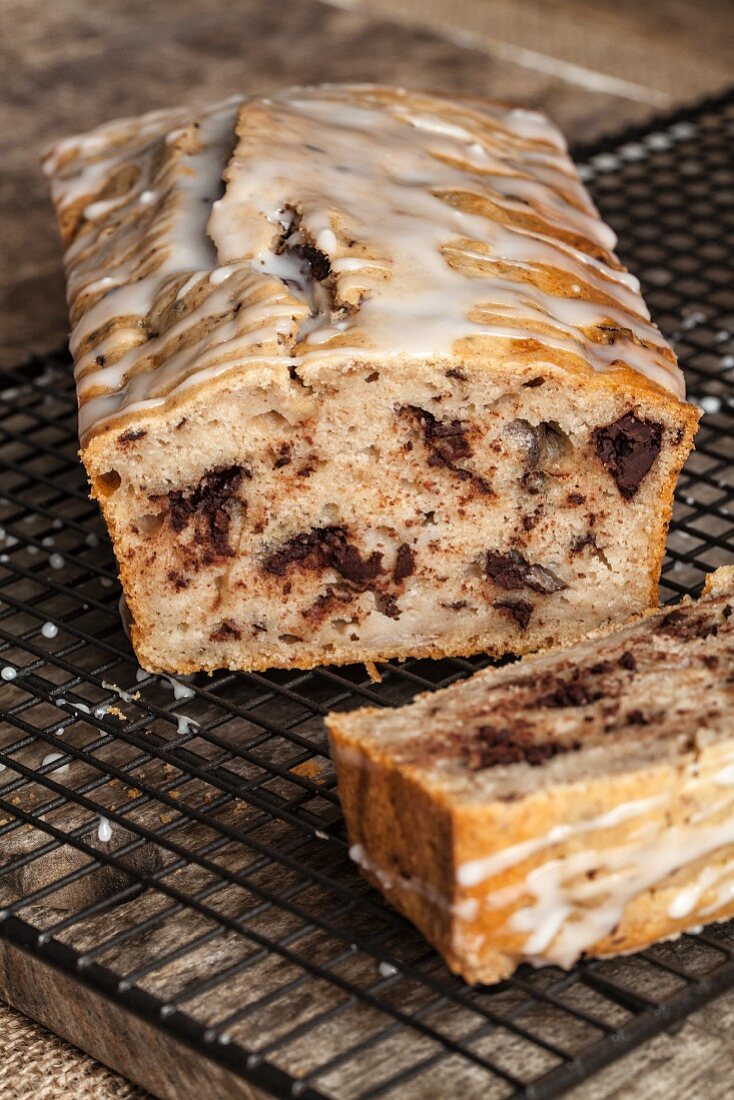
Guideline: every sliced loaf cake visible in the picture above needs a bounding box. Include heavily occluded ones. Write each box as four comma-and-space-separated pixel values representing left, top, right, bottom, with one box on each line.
328, 567, 734, 983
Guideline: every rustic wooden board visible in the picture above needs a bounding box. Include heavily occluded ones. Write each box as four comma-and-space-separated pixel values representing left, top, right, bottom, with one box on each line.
0, 941, 266, 1100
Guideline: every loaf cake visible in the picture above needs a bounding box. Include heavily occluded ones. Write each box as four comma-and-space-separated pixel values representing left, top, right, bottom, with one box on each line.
328, 567, 734, 983
42, 85, 698, 673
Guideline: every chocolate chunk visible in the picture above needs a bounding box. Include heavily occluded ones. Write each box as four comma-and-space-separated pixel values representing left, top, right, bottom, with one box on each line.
590, 661, 614, 675
469, 725, 579, 769
567, 492, 586, 505
210, 619, 242, 642
263, 526, 383, 586
506, 419, 541, 467
520, 470, 545, 495
273, 443, 292, 469
522, 376, 546, 388
626, 709, 649, 726
445, 368, 467, 381
619, 651, 637, 671
167, 570, 189, 591
493, 598, 533, 630
570, 532, 597, 556
118, 428, 147, 446
408, 405, 471, 461
485, 549, 566, 594
656, 608, 719, 641
332, 542, 383, 584
164, 465, 245, 558
393, 543, 416, 583
537, 678, 603, 708
400, 405, 492, 494
289, 242, 331, 281
592, 413, 663, 500
378, 594, 401, 619
302, 586, 354, 623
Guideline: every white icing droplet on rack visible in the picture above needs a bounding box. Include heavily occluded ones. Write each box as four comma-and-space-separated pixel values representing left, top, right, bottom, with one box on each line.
101, 679, 136, 703
100, 577, 113, 587
698, 396, 722, 414
41, 752, 69, 775
49, 552, 64, 570
41, 622, 59, 639
97, 816, 112, 843
41, 536, 55, 548
647, 132, 673, 151
52, 518, 64, 530
378, 961, 398, 978
0, 555, 9, 564
1, 666, 17, 681
65, 701, 92, 715
669, 121, 698, 140
680, 310, 707, 331
85, 532, 100, 547
176, 715, 198, 735
135, 667, 151, 683
164, 676, 195, 701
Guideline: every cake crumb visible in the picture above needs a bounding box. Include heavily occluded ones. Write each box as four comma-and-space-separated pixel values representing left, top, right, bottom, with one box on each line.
290, 759, 322, 780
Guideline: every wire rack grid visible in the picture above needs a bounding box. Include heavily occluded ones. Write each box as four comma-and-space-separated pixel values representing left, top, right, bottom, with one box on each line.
1, 89, 734, 1100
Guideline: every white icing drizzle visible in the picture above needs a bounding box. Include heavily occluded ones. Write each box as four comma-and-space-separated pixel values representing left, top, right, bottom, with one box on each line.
42, 85, 685, 441
457, 795, 664, 887
459, 756, 734, 969
350, 843, 479, 919
97, 815, 112, 843
164, 675, 195, 701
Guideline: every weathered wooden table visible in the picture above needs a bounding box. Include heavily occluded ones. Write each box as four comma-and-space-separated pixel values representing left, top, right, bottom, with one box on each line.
1, 1, 733, 1096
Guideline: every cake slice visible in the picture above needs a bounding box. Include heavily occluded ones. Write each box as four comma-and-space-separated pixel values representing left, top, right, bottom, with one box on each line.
327, 568, 734, 984
42, 85, 698, 673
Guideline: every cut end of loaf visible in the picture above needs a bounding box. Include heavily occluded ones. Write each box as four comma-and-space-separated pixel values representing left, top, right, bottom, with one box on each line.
84, 356, 696, 673
328, 569, 734, 984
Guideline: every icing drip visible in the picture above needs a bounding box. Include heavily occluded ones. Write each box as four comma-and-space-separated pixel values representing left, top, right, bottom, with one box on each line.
350, 842, 479, 920
457, 755, 734, 969
43, 84, 685, 441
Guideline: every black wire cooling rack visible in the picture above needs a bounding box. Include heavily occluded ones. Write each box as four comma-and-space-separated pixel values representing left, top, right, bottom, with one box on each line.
2, 90, 734, 1100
